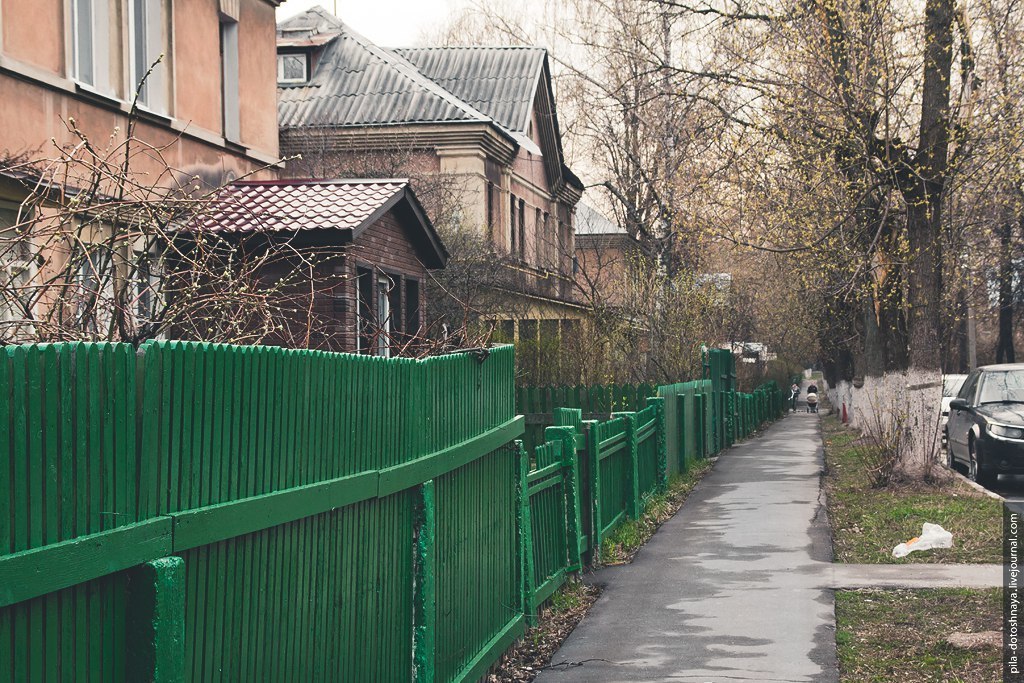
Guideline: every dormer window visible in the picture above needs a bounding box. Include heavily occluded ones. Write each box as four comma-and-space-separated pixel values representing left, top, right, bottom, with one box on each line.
277, 53, 308, 84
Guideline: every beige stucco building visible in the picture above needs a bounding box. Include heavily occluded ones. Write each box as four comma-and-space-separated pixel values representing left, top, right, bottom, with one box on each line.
0, 0, 285, 341
0, 0, 282, 188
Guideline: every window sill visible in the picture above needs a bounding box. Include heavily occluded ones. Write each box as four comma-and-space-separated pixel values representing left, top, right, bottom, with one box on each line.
128, 103, 173, 126
73, 81, 123, 107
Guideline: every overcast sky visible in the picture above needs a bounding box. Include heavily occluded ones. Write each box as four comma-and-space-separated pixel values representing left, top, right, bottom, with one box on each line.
276, 0, 476, 46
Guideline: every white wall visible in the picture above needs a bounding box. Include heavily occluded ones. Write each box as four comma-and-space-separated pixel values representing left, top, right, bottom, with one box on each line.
827, 369, 944, 476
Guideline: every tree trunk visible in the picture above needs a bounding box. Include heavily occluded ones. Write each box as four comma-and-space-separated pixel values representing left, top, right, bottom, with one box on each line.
996, 220, 1016, 363
904, 0, 953, 372
905, 200, 943, 369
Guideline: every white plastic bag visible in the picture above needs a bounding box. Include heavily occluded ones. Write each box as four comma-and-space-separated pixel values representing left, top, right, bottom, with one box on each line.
892, 523, 953, 558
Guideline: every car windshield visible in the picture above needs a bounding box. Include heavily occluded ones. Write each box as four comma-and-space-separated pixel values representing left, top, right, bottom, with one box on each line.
978, 370, 1024, 404
943, 375, 967, 397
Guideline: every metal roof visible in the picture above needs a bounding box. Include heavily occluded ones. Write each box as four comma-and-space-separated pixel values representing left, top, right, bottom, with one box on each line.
393, 47, 547, 134
575, 203, 625, 235
277, 9, 491, 130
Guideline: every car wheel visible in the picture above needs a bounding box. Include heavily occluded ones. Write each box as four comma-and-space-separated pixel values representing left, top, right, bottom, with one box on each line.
969, 438, 996, 488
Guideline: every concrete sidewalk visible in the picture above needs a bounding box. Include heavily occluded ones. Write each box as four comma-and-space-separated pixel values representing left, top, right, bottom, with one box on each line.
536, 412, 838, 683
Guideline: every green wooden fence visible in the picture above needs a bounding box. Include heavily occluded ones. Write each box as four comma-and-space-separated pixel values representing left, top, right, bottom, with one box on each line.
1, 340, 785, 683
1, 341, 522, 683
516, 383, 656, 454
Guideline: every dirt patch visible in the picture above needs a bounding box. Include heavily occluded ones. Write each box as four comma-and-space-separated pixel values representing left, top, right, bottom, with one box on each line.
946, 631, 1002, 650
488, 581, 601, 682
836, 588, 1002, 682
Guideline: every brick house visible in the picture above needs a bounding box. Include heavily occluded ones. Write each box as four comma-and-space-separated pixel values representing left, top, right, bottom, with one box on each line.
195, 178, 447, 354
275, 8, 588, 370
574, 203, 648, 311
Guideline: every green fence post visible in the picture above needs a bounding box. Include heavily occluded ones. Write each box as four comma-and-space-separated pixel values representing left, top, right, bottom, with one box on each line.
413, 480, 437, 683
646, 397, 667, 491
587, 421, 603, 562
613, 412, 640, 519
694, 393, 704, 459
516, 441, 537, 626
126, 556, 185, 683
676, 393, 688, 474
546, 425, 582, 572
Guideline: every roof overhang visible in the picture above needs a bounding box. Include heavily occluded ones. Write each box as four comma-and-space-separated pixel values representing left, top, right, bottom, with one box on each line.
280, 122, 519, 166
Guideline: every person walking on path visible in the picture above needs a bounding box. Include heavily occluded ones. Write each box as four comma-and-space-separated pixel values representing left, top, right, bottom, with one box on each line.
536, 412, 838, 682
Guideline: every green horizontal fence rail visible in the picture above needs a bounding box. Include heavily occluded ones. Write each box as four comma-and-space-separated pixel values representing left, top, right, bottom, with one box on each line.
1, 339, 787, 683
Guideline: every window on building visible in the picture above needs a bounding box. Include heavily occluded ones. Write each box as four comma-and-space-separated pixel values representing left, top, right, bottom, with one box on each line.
535, 208, 542, 265
277, 52, 308, 84
509, 193, 517, 255
78, 246, 115, 334
388, 275, 402, 335
517, 198, 526, 261
376, 274, 391, 358
405, 278, 420, 337
133, 250, 161, 323
129, 0, 169, 112
518, 318, 539, 379
486, 182, 495, 233
71, 0, 112, 92
494, 319, 514, 344
0, 203, 36, 328
356, 266, 373, 353
219, 14, 240, 142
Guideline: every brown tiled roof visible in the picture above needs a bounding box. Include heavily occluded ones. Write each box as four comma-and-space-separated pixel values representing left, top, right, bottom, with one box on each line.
198, 179, 410, 233
194, 179, 449, 268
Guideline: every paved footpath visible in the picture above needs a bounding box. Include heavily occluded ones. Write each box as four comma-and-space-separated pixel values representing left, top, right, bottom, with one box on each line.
536, 412, 838, 683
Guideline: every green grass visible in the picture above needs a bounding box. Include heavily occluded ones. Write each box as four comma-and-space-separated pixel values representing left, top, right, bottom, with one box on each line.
599, 459, 714, 564
835, 588, 1002, 682
823, 414, 1003, 563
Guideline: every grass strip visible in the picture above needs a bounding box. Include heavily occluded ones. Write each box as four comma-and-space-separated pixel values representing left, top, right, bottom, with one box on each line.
823, 414, 1002, 563
835, 588, 1002, 682
600, 459, 715, 565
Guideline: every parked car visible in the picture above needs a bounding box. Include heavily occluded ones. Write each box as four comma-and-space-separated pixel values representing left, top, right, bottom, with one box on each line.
940, 374, 968, 448
946, 364, 1024, 487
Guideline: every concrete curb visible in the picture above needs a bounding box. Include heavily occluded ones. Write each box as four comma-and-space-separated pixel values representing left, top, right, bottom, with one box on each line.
821, 562, 1003, 589
948, 467, 1005, 501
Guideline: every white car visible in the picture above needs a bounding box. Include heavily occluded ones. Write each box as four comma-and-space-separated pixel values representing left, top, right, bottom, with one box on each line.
941, 374, 968, 447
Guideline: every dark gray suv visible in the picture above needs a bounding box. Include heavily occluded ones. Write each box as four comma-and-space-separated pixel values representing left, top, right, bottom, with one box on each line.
946, 364, 1024, 487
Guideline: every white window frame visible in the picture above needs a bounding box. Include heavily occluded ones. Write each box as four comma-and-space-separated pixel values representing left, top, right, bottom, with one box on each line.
277, 52, 308, 84
220, 15, 240, 142
71, 0, 112, 92
128, 0, 168, 112
132, 248, 162, 324
77, 246, 116, 335
0, 202, 37, 328
376, 274, 391, 358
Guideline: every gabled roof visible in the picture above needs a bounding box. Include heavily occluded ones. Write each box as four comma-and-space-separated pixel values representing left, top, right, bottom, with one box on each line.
196, 179, 448, 269
393, 47, 547, 134
277, 9, 492, 130
276, 7, 583, 194
575, 203, 626, 236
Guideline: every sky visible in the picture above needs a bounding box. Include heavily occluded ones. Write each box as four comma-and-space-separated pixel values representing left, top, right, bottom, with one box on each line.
276, 0, 476, 46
